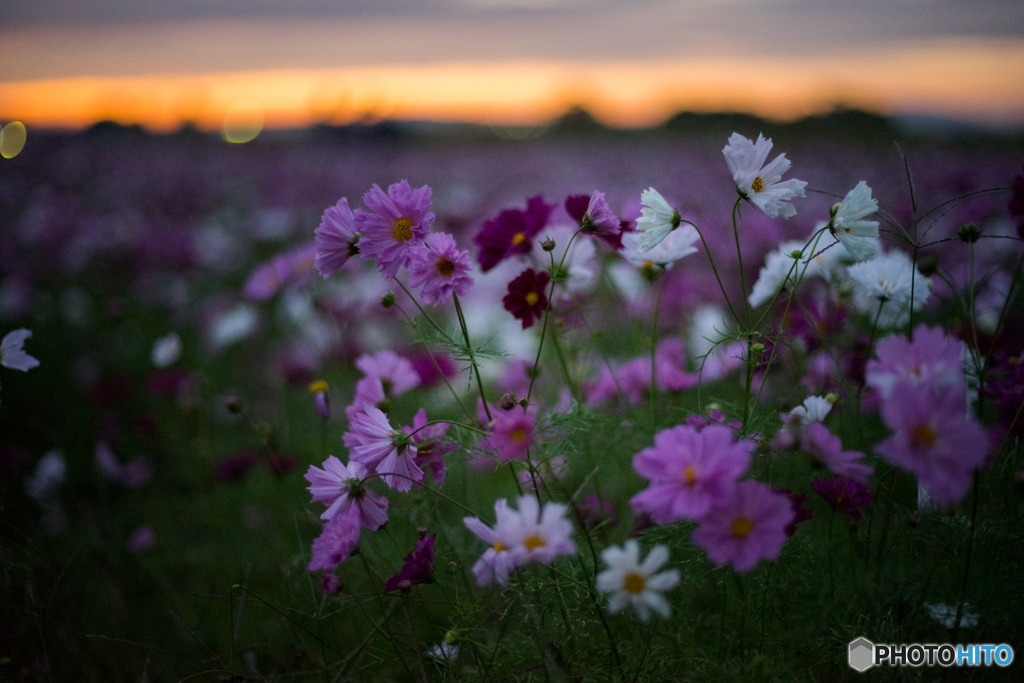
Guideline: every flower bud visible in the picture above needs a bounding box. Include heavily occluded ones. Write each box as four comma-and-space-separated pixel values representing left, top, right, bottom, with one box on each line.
825, 393, 839, 405
957, 223, 980, 243
541, 237, 556, 252
499, 392, 518, 411
751, 342, 765, 354
381, 292, 396, 308
445, 629, 461, 645
789, 250, 803, 259
223, 395, 242, 414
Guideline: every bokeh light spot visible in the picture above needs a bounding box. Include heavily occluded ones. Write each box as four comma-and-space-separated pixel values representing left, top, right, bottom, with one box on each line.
222, 101, 264, 143
0, 121, 27, 158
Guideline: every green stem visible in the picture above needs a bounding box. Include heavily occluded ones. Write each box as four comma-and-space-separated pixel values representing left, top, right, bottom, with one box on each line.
951, 471, 981, 645
650, 270, 665, 426
731, 197, 752, 331
452, 292, 492, 422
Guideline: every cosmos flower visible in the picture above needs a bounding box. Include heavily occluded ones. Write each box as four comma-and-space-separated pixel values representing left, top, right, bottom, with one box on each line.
404, 407, 457, 483
565, 191, 621, 238
812, 476, 874, 521
503, 268, 550, 329
788, 395, 833, 425
503, 495, 576, 565
630, 424, 752, 523
865, 325, 965, 401
691, 481, 795, 572
475, 195, 555, 272
385, 534, 436, 593
876, 379, 988, 507
596, 540, 680, 621
151, 332, 182, 368
357, 180, 435, 280
620, 227, 699, 271
308, 506, 361, 572
463, 499, 524, 586
408, 232, 475, 306
825, 181, 880, 262
355, 350, 421, 397
722, 133, 807, 218
305, 456, 389, 530
801, 422, 873, 483
487, 405, 537, 462
343, 406, 422, 492
1, 328, 40, 373
636, 187, 682, 251
314, 196, 362, 279
847, 251, 931, 328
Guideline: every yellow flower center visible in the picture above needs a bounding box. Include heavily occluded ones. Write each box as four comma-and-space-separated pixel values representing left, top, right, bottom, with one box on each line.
523, 534, 546, 550
308, 380, 328, 394
511, 232, 527, 246
511, 427, 528, 442
683, 466, 697, 486
524, 292, 539, 306
435, 256, 455, 276
911, 424, 937, 449
731, 517, 754, 538
751, 176, 765, 193
493, 541, 507, 552
623, 572, 646, 594
393, 218, 415, 242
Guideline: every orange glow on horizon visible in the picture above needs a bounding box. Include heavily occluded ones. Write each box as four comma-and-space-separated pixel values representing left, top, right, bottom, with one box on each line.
2, 41, 1023, 132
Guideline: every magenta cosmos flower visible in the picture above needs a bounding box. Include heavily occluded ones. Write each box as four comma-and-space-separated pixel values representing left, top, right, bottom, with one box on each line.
488, 405, 537, 462
305, 456, 389, 530
357, 180, 435, 280
812, 476, 873, 521
876, 379, 988, 507
343, 406, 423, 492
503, 268, 550, 329
475, 195, 555, 272
308, 506, 361, 571
800, 422, 873, 484
865, 325, 964, 401
314, 197, 362, 279
385, 534, 436, 593
631, 424, 752, 523
691, 481, 795, 572
408, 232, 474, 306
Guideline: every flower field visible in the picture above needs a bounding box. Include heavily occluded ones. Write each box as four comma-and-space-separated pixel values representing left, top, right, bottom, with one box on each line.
2, 116, 1023, 681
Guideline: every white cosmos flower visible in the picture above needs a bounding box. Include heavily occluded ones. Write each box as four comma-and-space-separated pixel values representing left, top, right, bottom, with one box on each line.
827, 181, 880, 262
596, 540, 680, 621
533, 223, 598, 303
788, 395, 832, 425
151, 332, 182, 368
847, 250, 931, 328
636, 188, 681, 251
722, 133, 807, 219
621, 227, 699, 270
1, 328, 40, 372
748, 240, 813, 308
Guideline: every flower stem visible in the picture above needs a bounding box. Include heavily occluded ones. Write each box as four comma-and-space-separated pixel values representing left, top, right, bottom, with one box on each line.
650, 270, 665, 426
452, 292, 491, 422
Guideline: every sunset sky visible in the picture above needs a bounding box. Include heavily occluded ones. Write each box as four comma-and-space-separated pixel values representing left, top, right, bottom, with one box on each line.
1, 0, 1023, 131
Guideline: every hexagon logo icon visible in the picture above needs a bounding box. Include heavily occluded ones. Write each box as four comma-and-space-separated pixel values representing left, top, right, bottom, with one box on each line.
848, 637, 875, 672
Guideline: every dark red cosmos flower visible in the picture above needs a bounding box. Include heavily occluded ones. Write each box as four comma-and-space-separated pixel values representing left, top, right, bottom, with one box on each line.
503, 268, 550, 329
385, 534, 436, 593
474, 195, 555, 272
775, 489, 814, 536
812, 476, 873, 521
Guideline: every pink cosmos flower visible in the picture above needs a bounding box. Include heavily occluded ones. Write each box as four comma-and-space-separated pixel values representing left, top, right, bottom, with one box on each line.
876, 379, 988, 506
631, 424, 752, 523
343, 406, 422, 492
565, 191, 621, 239
314, 197, 362, 279
355, 350, 421, 397
408, 232, 475, 306
305, 456, 389, 530
404, 407, 457, 483
308, 506, 361, 572
94, 441, 154, 488
345, 376, 388, 421
800, 422, 873, 483
691, 481, 795, 572
357, 180, 435, 280
487, 405, 537, 462
244, 243, 317, 300
463, 499, 522, 586
865, 326, 965, 401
